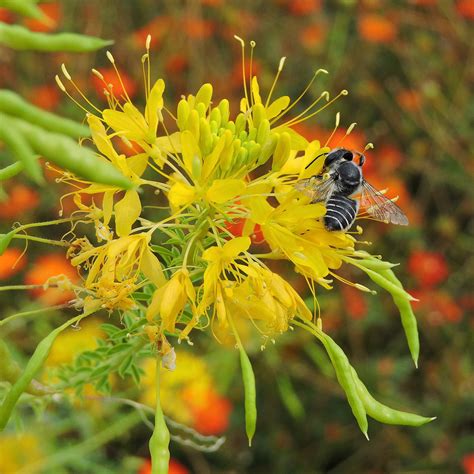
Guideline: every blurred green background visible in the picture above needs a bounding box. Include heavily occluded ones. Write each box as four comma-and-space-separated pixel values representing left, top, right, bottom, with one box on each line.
0, 1, 472, 473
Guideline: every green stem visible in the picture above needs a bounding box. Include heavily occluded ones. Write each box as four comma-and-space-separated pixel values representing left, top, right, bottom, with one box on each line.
12, 234, 69, 247
149, 355, 170, 474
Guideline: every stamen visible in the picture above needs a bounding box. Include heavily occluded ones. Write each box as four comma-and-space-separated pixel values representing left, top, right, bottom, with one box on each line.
55, 75, 96, 115
146, 34, 152, 50
324, 111, 340, 147
364, 142, 374, 151
61, 63, 72, 80
106, 50, 133, 104
284, 89, 348, 128
249, 40, 256, 108
271, 68, 328, 124
265, 56, 286, 108
234, 35, 250, 116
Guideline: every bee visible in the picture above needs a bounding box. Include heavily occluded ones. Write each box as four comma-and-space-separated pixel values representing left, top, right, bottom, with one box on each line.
296, 147, 409, 231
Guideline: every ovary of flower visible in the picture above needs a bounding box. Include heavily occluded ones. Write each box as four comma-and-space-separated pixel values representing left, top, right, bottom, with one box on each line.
146, 269, 196, 335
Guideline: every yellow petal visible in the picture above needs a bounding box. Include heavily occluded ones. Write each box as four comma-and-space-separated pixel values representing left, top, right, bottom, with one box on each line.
223, 236, 251, 258
168, 181, 196, 209
251, 76, 262, 105
127, 153, 149, 177
102, 190, 115, 226
145, 78, 165, 135
181, 130, 201, 177
146, 287, 163, 322
115, 190, 141, 237
87, 115, 119, 162
206, 179, 246, 204
103, 103, 148, 141
141, 247, 166, 288
266, 96, 290, 120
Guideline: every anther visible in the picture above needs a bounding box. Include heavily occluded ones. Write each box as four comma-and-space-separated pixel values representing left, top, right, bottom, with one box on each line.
346, 123, 357, 135
55, 75, 66, 92
278, 56, 286, 72
91, 69, 104, 80
146, 34, 151, 50
61, 63, 72, 80
106, 51, 115, 64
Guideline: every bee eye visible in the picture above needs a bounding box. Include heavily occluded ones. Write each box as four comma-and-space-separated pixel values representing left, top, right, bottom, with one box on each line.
342, 152, 353, 161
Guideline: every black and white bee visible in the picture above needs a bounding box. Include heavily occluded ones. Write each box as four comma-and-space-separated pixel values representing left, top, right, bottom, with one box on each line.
296, 147, 409, 231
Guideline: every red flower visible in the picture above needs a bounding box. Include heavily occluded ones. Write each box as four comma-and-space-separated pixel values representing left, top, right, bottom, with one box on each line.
92, 67, 137, 101
412, 290, 463, 326
457, 0, 474, 20
0, 248, 26, 280
225, 218, 265, 245
181, 17, 215, 39
0, 8, 14, 24
358, 14, 397, 44
133, 16, 173, 48
0, 184, 40, 220
191, 393, 232, 435
286, 0, 322, 15
137, 458, 189, 474
408, 250, 449, 288
397, 89, 423, 112
342, 286, 368, 320
299, 24, 327, 50
462, 452, 474, 474
28, 84, 61, 111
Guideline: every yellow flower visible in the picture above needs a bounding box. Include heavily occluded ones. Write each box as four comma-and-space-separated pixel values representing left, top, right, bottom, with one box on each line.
0, 433, 44, 473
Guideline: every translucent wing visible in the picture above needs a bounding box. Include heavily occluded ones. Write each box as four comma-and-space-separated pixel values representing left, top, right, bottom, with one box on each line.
359, 179, 409, 225
295, 174, 336, 203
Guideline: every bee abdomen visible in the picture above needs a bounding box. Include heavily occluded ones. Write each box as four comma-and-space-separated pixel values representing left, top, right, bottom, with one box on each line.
324, 195, 359, 231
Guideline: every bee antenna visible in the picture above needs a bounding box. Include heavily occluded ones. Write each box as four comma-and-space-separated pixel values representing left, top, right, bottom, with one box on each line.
305, 151, 328, 169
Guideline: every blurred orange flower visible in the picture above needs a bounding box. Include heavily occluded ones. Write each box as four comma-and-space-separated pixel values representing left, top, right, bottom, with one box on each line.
28, 84, 61, 111
0, 184, 40, 220
24, 2, 62, 32
457, 0, 474, 20
358, 14, 397, 43
299, 24, 327, 50
462, 453, 474, 474
133, 16, 173, 48
92, 67, 138, 100
412, 290, 462, 325
182, 17, 215, 39
182, 385, 232, 435
24, 253, 78, 305
342, 286, 368, 320
0, 248, 26, 279
285, 0, 322, 15
0, 8, 14, 23
165, 54, 189, 75
397, 89, 423, 112
200, 0, 223, 5
408, 250, 449, 288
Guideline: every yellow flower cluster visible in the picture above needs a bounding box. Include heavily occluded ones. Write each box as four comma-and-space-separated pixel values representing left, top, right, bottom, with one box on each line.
54, 36, 381, 355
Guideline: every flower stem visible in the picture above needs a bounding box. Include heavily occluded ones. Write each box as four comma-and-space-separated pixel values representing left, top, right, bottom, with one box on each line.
149, 354, 170, 474
12, 234, 69, 247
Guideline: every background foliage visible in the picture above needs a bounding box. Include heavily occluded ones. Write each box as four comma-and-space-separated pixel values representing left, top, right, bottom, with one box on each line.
0, 1, 472, 473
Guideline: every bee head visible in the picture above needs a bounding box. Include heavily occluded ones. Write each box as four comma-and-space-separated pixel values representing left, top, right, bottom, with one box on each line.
325, 148, 354, 168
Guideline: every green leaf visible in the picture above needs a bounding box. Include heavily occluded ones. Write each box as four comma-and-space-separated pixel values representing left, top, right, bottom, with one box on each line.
0, 231, 14, 255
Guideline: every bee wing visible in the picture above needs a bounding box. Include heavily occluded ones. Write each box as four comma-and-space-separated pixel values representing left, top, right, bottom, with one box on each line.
295, 175, 336, 203
359, 180, 409, 225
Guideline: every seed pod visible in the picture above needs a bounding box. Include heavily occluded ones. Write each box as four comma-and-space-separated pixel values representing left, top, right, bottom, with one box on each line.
0, 90, 90, 138
0, 24, 113, 52
0, 0, 43, 19
239, 346, 257, 446
0, 161, 23, 181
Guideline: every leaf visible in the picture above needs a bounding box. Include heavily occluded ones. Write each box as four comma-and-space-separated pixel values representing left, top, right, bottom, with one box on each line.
0, 231, 14, 255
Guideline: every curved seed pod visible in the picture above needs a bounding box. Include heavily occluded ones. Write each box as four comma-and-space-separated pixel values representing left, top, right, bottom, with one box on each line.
0, 0, 43, 19
239, 346, 257, 446
351, 368, 435, 426
0, 90, 90, 138
0, 161, 24, 181
0, 24, 113, 52
5, 114, 132, 189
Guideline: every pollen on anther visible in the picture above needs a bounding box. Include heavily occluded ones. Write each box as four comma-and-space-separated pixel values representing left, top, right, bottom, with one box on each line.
91, 69, 104, 80
146, 34, 151, 50
106, 51, 115, 64
278, 57, 286, 71
341, 89, 349, 95
346, 122, 357, 135
315, 68, 329, 75
61, 64, 72, 80
55, 75, 66, 92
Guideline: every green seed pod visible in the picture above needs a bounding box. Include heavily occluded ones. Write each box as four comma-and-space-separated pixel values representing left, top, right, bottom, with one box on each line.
177, 99, 190, 131
351, 368, 435, 426
0, 90, 90, 138
239, 346, 257, 446
0, 0, 43, 19
0, 24, 113, 52
9, 115, 132, 189
0, 122, 43, 184
321, 334, 368, 438
0, 161, 24, 181
0, 231, 14, 255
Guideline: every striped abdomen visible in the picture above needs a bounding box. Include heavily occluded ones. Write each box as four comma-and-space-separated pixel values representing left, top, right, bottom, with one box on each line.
324, 195, 359, 231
